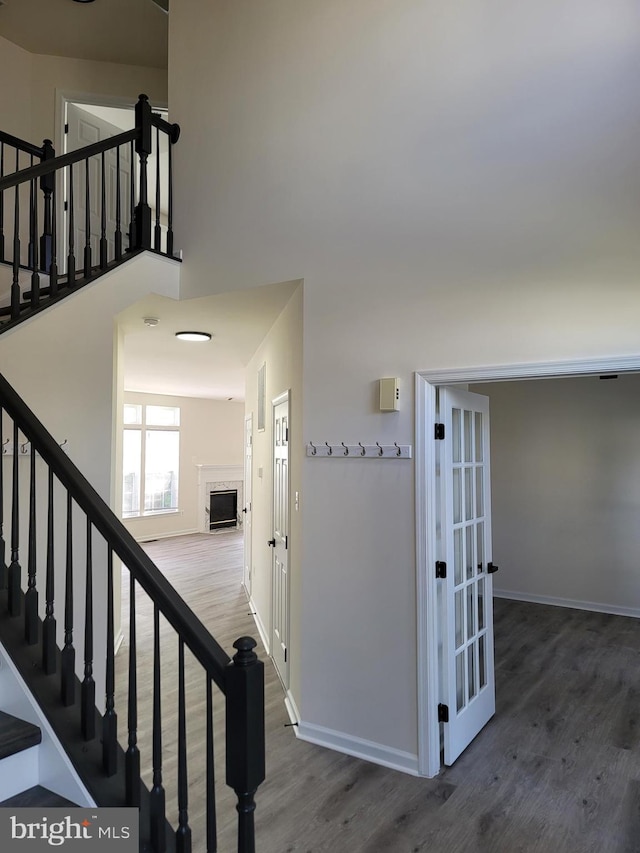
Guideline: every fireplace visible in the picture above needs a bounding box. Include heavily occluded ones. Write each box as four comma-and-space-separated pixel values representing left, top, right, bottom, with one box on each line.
209, 489, 238, 531
196, 465, 244, 534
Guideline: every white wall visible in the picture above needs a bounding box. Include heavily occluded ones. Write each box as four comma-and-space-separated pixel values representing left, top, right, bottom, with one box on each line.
170, 0, 640, 769
122, 390, 244, 542
474, 376, 640, 615
244, 284, 303, 702
0, 36, 32, 140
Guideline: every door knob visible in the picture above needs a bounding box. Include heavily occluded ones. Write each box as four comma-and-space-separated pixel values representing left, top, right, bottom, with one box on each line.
267, 538, 276, 547
488, 562, 499, 574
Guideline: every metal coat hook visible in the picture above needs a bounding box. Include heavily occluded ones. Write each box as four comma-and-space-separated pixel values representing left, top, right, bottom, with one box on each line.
359, 442, 366, 456
376, 441, 383, 457
1, 438, 9, 454
326, 442, 332, 456
342, 442, 349, 456
59, 439, 68, 449
394, 442, 401, 457
20, 440, 30, 454
310, 441, 317, 456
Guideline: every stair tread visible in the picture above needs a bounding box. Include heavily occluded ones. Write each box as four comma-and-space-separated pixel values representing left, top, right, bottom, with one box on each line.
0, 786, 78, 808
0, 711, 41, 759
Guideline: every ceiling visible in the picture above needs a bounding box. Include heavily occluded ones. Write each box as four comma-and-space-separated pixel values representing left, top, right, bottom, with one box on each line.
0, 0, 167, 69
117, 281, 299, 401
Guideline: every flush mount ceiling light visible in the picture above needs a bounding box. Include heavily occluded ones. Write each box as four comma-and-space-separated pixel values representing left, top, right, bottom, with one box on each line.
175, 331, 212, 342
143, 317, 159, 327
72, 1, 96, 4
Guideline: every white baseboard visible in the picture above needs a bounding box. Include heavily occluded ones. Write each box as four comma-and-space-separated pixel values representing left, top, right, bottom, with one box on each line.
494, 589, 640, 620
284, 690, 301, 726
295, 720, 420, 777
245, 593, 270, 656
134, 527, 199, 543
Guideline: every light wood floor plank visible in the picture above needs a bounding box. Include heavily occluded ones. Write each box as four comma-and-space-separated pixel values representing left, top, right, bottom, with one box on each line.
113, 533, 640, 852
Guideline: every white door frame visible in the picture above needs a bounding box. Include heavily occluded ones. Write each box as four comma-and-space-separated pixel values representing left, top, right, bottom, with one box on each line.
415, 353, 640, 778
243, 413, 253, 596
271, 389, 291, 688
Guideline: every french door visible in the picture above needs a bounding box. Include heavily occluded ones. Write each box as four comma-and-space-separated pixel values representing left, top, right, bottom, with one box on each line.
438, 386, 496, 765
271, 392, 290, 687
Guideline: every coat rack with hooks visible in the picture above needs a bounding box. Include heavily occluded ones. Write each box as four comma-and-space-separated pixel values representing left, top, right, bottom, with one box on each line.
1, 439, 69, 456
306, 442, 411, 459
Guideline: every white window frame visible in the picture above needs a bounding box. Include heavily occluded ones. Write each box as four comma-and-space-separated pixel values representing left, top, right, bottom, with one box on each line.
122, 404, 181, 518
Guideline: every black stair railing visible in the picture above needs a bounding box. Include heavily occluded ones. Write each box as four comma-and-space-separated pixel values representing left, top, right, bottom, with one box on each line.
0, 372, 265, 853
0, 95, 180, 331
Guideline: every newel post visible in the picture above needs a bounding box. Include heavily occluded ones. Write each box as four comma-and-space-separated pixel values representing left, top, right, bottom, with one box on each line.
225, 637, 265, 853
133, 94, 152, 250
39, 139, 55, 273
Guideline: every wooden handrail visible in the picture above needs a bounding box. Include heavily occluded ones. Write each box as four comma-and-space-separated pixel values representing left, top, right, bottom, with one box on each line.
0, 130, 46, 160
0, 372, 232, 688
0, 129, 138, 194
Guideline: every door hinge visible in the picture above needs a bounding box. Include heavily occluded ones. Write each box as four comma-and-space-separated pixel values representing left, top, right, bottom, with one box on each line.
438, 703, 449, 723
435, 561, 447, 579
63, 200, 68, 212
64, 123, 69, 134
285, 535, 288, 550
284, 648, 287, 663
285, 427, 289, 442
434, 423, 445, 440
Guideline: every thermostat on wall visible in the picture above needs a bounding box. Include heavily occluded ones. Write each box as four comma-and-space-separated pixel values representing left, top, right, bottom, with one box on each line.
379, 378, 400, 412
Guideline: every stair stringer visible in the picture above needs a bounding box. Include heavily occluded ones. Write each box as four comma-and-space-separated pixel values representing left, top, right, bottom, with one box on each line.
0, 638, 95, 806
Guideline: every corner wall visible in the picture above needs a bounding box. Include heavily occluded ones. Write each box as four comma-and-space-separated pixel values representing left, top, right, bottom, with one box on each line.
474, 376, 640, 616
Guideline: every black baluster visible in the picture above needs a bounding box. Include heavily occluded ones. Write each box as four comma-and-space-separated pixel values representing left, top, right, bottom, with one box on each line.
154, 125, 161, 251
11, 153, 21, 320
0, 410, 5, 590
226, 637, 265, 853
39, 139, 55, 273
27, 154, 34, 269
83, 157, 91, 277
61, 491, 75, 706
134, 94, 152, 250
206, 677, 217, 853
128, 140, 136, 251
30, 179, 40, 307
42, 468, 56, 675
81, 517, 95, 741
8, 420, 21, 616
125, 573, 140, 807
150, 604, 166, 853
0, 141, 5, 261
25, 441, 38, 644
49, 177, 58, 296
166, 139, 174, 257
103, 546, 117, 776
67, 164, 76, 286
176, 638, 191, 853
115, 146, 122, 260
99, 151, 107, 269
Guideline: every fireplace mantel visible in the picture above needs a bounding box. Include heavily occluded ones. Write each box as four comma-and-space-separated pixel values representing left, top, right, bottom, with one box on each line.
197, 465, 244, 533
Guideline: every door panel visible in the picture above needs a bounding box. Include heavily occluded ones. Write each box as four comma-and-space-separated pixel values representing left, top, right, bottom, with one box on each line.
439, 387, 495, 765
243, 415, 253, 596
272, 395, 290, 687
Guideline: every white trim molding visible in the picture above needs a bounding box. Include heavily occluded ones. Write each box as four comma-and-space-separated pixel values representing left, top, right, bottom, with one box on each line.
414, 351, 640, 781
495, 590, 640, 620
295, 721, 420, 777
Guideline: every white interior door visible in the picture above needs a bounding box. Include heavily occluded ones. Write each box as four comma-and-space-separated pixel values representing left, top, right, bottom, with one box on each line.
438, 386, 496, 765
243, 414, 253, 596
271, 393, 290, 687
66, 104, 133, 267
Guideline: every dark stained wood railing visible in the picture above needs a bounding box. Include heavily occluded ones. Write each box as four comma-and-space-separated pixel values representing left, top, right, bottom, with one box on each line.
0, 96, 181, 333
0, 373, 265, 853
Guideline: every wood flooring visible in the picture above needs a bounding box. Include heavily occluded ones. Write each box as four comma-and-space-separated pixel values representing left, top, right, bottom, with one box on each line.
114, 532, 640, 853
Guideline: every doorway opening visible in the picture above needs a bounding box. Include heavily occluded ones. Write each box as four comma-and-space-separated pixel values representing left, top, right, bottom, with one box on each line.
415, 353, 640, 778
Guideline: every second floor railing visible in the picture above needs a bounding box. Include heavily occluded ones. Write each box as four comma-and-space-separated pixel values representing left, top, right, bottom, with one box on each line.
0, 95, 180, 329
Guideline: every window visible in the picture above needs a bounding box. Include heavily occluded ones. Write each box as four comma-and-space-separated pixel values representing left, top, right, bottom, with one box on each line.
123, 404, 180, 518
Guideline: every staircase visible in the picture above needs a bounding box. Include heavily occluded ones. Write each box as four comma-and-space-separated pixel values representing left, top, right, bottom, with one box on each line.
0, 103, 266, 852
0, 94, 180, 333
